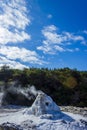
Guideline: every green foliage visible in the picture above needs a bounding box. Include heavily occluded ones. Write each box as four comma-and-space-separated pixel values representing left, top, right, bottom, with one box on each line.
0, 65, 87, 107
0, 65, 13, 88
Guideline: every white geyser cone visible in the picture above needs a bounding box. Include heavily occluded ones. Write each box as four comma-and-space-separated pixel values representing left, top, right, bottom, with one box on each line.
23, 92, 60, 116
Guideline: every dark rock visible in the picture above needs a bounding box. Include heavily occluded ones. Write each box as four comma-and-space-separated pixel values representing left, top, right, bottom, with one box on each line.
0, 121, 37, 130
80, 119, 87, 126
0, 122, 22, 130
21, 120, 37, 130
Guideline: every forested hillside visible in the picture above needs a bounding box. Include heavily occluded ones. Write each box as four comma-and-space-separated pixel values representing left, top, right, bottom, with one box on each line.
0, 65, 87, 107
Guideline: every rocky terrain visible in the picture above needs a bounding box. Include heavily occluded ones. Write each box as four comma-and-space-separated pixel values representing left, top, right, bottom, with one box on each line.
0, 92, 87, 130
60, 106, 87, 117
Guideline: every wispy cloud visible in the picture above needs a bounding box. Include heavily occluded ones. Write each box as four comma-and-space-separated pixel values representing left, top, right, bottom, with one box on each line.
0, 56, 28, 69
37, 25, 86, 54
0, 0, 45, 68
0, 0, 31, 44
63, 31, 84, 42
0, 46, 44, 65
0, 27, 30, 44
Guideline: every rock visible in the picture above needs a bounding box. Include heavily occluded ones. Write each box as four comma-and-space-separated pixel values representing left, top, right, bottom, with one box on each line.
0, 122, 22, 130
80, 119, 87, 125
0, 92, 87, 130
23, 92, 60, 116
60, 106, 87, 117
21, 120, 36, 130
0, 121, 37, 130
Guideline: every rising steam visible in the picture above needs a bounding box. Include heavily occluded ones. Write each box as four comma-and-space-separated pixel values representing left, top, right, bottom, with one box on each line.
0, 82, 42, 106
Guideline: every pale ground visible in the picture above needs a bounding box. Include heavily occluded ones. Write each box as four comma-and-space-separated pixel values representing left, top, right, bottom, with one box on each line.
0, 92, 87, 130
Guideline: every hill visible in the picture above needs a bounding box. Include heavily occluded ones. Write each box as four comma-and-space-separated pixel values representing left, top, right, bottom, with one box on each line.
0, 65, 87, 107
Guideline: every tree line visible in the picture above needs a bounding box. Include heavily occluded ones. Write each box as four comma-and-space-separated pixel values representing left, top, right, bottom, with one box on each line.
0, 65, 87, 107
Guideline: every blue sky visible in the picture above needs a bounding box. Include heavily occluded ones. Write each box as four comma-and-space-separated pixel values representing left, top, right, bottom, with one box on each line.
0, 0, 87, 70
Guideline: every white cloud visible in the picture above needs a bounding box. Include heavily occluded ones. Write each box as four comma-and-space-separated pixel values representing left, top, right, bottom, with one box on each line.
0, 56, 28, 69
37, 25, 85, 54
43, 25, 57, 32
0, 0, 31, 44
0, 0, 47, 68
63, 32, 85, 42
54, 45, 65, 52
0, 46, 44, 65
0, 27, 30, 44
37, 45, 55, 54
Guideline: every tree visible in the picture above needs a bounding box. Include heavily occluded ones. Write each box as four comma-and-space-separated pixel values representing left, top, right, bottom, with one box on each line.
0, 65, 13, 89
